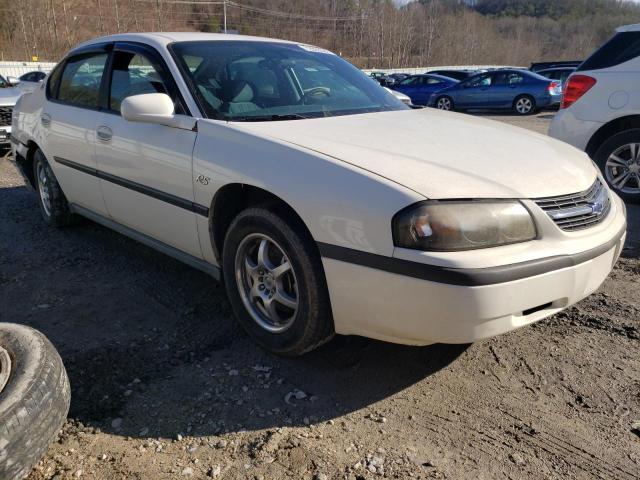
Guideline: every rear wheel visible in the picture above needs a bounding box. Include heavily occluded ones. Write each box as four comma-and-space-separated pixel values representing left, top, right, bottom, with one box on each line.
222, 207, 334, 356
594, 129, 640, 204
33, 150, 78, 227
513, 95, 535, 115
435, 96, 453, 111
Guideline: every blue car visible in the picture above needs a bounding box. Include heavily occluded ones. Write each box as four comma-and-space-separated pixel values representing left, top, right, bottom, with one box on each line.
427, 69, 562, 115
391, 74, 458, 106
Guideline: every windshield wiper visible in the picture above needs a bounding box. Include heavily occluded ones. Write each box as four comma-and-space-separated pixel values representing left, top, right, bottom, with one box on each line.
230, 113, 310, 122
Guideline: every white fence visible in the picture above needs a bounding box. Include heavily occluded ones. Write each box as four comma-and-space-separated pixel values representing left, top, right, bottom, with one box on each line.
362, 65, 523, 74
0, 61, 56, 78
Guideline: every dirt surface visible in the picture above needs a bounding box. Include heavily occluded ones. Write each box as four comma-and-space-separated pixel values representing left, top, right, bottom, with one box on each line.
1, 113, 639, 480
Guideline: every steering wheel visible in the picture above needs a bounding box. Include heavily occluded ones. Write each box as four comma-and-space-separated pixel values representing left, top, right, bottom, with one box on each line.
302, 86, 331, 103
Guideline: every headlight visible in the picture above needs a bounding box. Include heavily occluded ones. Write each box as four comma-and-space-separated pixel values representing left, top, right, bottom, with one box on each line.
393, 201, 537, 251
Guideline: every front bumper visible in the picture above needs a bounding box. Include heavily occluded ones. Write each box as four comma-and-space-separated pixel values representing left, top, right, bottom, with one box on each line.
322, 195, 626, 346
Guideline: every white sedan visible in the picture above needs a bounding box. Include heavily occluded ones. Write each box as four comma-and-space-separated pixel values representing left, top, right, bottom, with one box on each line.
11, 33, 627, 355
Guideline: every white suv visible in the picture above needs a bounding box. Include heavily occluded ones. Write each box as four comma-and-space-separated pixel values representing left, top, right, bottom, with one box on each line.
549, 23, 640, 203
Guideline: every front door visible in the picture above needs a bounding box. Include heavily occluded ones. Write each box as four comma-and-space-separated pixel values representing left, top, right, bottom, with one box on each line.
94, 42, 202, 257
457, 73, 492, 108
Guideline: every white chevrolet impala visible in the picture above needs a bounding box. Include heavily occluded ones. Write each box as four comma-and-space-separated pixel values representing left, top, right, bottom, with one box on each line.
11, 33, 627, 355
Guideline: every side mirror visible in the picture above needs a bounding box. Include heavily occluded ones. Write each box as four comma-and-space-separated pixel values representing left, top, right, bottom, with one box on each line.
6, 76, 20, 85
121, 93, 196, 130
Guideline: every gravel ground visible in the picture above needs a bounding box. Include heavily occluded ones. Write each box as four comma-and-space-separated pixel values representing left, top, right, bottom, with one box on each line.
1, 112, 639, 480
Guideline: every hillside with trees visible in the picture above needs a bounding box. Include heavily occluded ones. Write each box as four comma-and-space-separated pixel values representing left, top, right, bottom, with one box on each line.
1, 0, 640, 67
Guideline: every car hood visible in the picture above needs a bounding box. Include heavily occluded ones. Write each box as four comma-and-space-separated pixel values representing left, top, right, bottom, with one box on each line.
0, 87, 21, 105
234, 108, 596, 199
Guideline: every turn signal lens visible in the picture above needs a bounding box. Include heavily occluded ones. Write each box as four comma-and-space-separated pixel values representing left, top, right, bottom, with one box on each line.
393, 201, 537, 251
561, 75, 596, 109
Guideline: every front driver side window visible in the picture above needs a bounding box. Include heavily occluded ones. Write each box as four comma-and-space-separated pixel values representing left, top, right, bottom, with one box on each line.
109, 52, 169, 113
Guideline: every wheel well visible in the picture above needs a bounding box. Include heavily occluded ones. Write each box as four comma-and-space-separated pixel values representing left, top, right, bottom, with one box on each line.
209, 184, 312, 263
585, 115, 640, 158
15, 140, 40, 189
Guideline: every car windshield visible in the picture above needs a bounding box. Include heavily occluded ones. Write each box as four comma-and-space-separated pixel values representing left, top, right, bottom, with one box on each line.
171, 40, 408, 121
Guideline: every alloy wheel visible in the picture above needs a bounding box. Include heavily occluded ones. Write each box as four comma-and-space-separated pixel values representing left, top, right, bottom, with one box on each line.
515, 97, 533, 114
605, 143, 640, 195
36, 162, 52, 217
0, 346, 11, 394
436, 97, 452, 110
234, 233, 299, 333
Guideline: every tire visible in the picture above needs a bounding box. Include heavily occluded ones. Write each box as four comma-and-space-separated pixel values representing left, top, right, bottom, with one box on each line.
0, 323, 70, 480
33, 150, 78, 227
222, 207, 334, 356
435, 96, 454, 111
513, 95, 536, 115
594, 128, 640, 204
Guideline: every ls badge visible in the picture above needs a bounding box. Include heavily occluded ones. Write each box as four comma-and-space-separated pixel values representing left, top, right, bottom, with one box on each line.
195, 174, 211, 186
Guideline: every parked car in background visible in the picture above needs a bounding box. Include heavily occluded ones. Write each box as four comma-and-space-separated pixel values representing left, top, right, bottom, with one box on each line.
550, 23, 640, 204
427, 69, 478, 81
384, 87, 413, 106
369, 71, 393, 86
11, 33, 626, 355
537, 67, 575, 85
428, 69, 562, 115
530, 61, 581, 73
0, 75, 21, 145
11, 71, 47, 94
387, 73, 409, 83
392, 74, 458, 106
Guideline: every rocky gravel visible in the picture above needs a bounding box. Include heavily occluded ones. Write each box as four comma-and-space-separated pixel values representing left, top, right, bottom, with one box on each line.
1, 113, 639, 479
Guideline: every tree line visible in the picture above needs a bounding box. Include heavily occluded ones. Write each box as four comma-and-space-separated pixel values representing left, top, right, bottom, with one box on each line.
1, 0, 639, 68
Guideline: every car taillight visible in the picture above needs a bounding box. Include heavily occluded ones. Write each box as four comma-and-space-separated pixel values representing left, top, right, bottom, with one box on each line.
561, 75, 596, 109
547, 81, 561, 96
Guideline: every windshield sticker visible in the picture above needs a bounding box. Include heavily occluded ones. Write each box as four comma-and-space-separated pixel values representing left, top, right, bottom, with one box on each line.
298, 44, 335, 55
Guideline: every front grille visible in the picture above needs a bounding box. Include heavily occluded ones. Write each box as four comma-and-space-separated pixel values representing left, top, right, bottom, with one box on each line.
534, 179, 610, 232
0, 106, 12, 127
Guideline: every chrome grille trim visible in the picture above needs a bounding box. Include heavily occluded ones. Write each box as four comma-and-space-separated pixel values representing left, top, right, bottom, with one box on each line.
534, 179, 610, 232
0, 106, 12, 127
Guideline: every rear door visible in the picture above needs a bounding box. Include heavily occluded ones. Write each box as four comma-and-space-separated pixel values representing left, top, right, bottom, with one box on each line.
41, 45, 111, 216
489, 71, 525, 108
94, 42, 202, 257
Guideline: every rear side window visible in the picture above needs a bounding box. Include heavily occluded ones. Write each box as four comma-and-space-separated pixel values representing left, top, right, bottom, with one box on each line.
578, 32, 640, 71
57, 53, 108, 108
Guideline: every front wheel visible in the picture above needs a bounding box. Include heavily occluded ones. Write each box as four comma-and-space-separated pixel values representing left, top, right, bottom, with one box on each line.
222, 207, 334, 356
594, 129, 640, 204
513, 95, 536, 115
435, 96, 453, 111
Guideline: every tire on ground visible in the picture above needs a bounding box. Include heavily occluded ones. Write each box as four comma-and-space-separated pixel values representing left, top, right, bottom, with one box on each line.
594, 128, 640, 204
222, 207, 334, 356
33, 149, 78, 227
0, 323, 70, 480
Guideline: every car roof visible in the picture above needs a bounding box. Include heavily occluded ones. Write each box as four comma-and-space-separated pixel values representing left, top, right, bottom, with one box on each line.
73, 32, 301, 53
617, 23, 640, 32
537, 67, 575, 73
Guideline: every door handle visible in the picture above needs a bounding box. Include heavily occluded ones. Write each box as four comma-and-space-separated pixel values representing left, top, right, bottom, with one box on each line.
40, 113, 51, 127
96, 126, 113, 142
